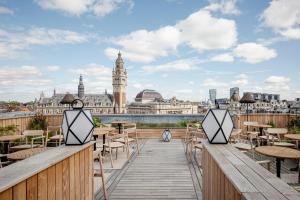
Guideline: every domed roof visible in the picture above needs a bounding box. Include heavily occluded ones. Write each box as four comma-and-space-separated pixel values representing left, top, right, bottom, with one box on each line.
135, 89, 163, 102
231, 91, 240, 102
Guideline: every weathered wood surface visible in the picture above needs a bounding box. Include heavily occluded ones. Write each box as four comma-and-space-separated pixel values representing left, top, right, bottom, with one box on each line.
202, 140, 300, 200
105, 139, 201, 199
0, 142, 94, 200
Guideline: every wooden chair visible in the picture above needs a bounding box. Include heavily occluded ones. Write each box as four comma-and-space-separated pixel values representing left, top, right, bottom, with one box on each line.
47, 126, 63, 146
103, 132, 129, 168
229, 129, 242, 143
0, 154, 11, 168
184, 122, 201, 154
233, 131, 271, 171
114, 123, 139, 154
93, 149, 108, 199
9, 130, 47, 152
263, 128, 295, 148
243, 121, 259, 135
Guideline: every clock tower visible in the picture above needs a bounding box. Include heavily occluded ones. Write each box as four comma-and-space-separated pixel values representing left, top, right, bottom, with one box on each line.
112, 52, 127, 113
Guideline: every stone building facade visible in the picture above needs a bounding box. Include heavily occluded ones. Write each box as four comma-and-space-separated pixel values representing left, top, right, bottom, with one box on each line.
127, 89, 198, 114
36, 53, 127, 115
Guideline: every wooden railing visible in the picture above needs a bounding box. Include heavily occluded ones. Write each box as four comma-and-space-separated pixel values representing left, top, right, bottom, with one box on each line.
0, 143, 94, 200
202, 140, 300, 200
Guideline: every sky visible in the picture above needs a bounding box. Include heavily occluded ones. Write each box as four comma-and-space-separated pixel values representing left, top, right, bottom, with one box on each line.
0, 0, 300, 102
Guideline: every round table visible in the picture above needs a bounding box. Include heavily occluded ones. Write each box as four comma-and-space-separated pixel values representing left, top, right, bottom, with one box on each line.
93, 128, 115, 153
255, 146, 300, 178
0, 135, 24, 154
111, 121, 131, 134
7, 147, 49, 161
285, 134, 300, 148
250, 124, 272, 136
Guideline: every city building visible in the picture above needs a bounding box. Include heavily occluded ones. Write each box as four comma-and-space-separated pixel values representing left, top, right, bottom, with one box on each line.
112, 52, 128, 114
36, 53, 127, 115
127, 89, 198, 114
209, 89, 217, 103
230, 87, 239, 99
248, 92, 280, 102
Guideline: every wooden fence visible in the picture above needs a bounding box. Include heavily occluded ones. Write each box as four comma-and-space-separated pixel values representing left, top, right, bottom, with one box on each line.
0, 113, 297, 135
0, 143, 94, 200
233, 114, 296, 129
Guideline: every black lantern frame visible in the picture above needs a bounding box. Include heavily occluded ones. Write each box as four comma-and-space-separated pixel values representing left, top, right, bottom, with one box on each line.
202, 109, 234, 144
61, 99, 95, 145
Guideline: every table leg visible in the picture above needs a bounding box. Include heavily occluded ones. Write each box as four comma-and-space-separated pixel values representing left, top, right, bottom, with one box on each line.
118, 124, 121, 134
93, 136, 97, 151
102, 134, 106, 156
259, 127, 263, 136
276, 158, 281, 178
3, 142, 9, 154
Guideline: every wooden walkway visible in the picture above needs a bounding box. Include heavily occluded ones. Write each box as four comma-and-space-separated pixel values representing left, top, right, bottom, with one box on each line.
99, 139, 202, 199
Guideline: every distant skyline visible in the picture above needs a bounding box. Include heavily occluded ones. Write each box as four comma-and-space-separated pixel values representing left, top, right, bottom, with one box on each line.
0, 0, 300, 102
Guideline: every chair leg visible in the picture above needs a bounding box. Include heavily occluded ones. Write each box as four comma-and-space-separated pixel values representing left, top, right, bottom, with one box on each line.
116, 148, 118, 160
267, 162, 271, 171
98, 154, 108, 200
136, 140, 140, 154
109, 148, 113, 168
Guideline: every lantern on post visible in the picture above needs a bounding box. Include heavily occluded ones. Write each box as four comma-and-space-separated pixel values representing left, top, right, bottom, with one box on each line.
61, 99, 94, 145
202, 109, 234, 144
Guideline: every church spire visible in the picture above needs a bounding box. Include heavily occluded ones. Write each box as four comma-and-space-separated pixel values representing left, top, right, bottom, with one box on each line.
78, 74, 84, 99
115, 51, 124, 69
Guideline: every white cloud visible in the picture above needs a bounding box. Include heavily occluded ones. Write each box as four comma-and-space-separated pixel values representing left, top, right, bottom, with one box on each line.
47, 65, 61, 72
233, 43, 277, 64
264, 76, 290, 92
0, 27, 88, 58
210, 53, 234, 62
105, 8, 237, 63
142, 58, 199, 73
232, 73, 248, 86
106, 26, 180, 63
73, 63, 111, 76
176, 89, 193, 94
0, 6, 14, 15
203, 78, 228, 87
176, 9, 237, 52
204, 0, 240, 15
35, 0, 133, 16
279, 28, 300, 39
261, 0, 300, 39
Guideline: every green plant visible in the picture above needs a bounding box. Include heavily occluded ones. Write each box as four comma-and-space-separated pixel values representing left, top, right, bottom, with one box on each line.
267, 121, 276, 128
29, 113, 48, 130
0, 125, 18, 136
93, 117, 102, 127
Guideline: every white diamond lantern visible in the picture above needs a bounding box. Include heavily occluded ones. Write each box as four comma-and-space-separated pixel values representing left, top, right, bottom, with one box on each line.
61, 99, 94, 145
202, 109, 234, 144
162, 129, 172, 142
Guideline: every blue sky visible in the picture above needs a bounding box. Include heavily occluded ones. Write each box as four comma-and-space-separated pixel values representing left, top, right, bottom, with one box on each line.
0, 0, 300, 102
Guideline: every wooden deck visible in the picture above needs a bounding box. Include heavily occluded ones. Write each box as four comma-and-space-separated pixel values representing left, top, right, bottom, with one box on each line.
96, 139, 202, 199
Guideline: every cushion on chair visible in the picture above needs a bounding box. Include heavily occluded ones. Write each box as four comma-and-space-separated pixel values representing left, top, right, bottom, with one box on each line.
9, 144, 40, 151
104, 142, 124, 148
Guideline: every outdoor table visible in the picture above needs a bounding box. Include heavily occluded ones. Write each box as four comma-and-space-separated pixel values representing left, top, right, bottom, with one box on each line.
285, 134, 300, 147
7, 147, 49, 161
111, 121, 131, 134
0, 135, 24, 154
255, 146, 300, 178
93, 127, 115, 154
250, 124, 272, 136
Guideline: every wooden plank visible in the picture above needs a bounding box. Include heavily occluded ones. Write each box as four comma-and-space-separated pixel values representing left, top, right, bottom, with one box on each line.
62, 158, 70, 200
69, 155, 75, 200
47, 165, 56, 200
74, 153, 81, 200
88, 146, 93, 200
13, 181, 26, 200
0, 142, 94, 193
84, 148, 90, 200
55, 162, 63, 200
0, 188, 12, 200
37, 170, 48, 200
27, 175, 37, 200
80, 150, 85, 200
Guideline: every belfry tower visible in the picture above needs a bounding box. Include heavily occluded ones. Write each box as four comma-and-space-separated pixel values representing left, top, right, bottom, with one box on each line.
78, 74, 85, 99
112, 52, 127, 113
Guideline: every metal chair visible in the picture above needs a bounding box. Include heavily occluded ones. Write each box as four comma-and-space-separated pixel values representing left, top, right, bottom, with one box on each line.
9, 130, 47, 152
